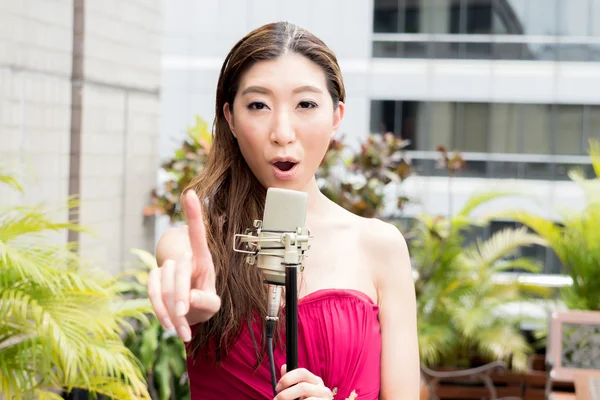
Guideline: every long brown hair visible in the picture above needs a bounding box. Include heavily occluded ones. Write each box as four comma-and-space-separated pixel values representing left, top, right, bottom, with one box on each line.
184, 21, 346, 361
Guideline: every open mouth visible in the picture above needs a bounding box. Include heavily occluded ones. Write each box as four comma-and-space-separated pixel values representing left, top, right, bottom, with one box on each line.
273, 161, 297, 172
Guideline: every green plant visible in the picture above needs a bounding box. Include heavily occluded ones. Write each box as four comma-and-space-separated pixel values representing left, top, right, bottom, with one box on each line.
145, 116, 213, 223
146, 119, 413, 222
411, 191, 550, 371
508, 139, 600, 311
118, 249, 190, 400
0, 170, 151, 399
317, 132, 412, 218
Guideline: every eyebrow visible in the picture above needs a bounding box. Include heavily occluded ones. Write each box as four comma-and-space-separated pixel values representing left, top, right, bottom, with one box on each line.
292, 85, 323, 94
240, 85, 323, 96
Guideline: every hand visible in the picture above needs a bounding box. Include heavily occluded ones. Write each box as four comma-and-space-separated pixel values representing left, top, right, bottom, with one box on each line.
275, 364, 333, 400
147, 190, 221, 342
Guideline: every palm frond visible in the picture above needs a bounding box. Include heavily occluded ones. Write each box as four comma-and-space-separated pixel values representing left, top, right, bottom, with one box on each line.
474, 324, 532, 371
0, 172, 23, 193
418, 322, 457, 366
457, 190, 530, 218
129, 248, 158, 270
0, 171, 150, 399
463, 226, 546, 268
589, 138, 600, 178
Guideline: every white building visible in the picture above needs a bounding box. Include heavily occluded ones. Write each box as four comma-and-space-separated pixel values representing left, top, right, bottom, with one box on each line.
160, 0, 600, 276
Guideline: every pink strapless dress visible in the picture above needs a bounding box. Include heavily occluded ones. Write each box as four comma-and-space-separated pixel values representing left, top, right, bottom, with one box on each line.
186, 289, 382, 399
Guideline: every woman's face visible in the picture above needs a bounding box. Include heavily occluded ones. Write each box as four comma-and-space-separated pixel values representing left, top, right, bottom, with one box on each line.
224, 52, 344, 191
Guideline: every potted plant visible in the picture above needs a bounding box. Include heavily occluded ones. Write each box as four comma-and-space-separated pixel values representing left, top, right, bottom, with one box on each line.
316, 132, 412, 218
410, 148, 552, 399
508, 139, 600, 312
0, 170, 151, 399
505, 140, 600, 397
145, 121, 414, 222
145, 116, 213, 224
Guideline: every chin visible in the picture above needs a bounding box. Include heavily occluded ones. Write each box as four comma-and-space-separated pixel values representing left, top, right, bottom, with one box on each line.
264, 179, 308, 192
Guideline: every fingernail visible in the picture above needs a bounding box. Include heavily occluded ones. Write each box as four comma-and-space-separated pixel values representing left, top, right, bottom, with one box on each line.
179, 325, 191, 342
163, 317, 174, 331
175, 301, 187, 317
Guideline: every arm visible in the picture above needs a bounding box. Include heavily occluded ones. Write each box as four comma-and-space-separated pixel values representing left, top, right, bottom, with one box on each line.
371, 221, 421, 400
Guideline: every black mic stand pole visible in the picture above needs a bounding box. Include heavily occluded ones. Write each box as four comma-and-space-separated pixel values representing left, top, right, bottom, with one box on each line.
285, 262, 298, 372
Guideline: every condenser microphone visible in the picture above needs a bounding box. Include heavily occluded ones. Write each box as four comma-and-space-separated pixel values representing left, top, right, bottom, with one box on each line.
233, 188, 311, 396
258, 188, 309, 285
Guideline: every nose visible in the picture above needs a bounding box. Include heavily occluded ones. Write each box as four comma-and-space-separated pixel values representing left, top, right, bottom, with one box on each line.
270, 109, 296, 146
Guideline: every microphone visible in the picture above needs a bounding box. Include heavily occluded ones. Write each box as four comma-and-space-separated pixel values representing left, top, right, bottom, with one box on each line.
233, 188, 311, 397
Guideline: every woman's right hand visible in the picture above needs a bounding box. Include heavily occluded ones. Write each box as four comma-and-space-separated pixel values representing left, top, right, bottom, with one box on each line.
147, 190, 221, 342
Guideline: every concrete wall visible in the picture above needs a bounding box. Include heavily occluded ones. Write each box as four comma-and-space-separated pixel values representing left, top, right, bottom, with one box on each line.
0, 0, 73, 242
0, 0, 164, 274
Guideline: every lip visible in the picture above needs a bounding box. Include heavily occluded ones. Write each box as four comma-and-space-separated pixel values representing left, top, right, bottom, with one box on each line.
270, 156, 300, 164
270, 159, 299, 181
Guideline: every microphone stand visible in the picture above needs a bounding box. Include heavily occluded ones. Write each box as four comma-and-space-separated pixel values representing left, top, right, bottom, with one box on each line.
280, 230, 308, 373
284, 267, 298, 372
234, 224, 311, 399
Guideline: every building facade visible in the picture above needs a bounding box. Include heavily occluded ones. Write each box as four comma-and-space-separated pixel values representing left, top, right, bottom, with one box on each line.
160, 0, 600, 276
0, 1, 163, 274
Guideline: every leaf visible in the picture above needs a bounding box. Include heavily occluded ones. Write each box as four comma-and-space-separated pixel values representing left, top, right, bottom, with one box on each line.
0, 171, 151, 399
464, 226, 546, 268
0, 172, 23, 193
130, 248, 158, 270
139, 321, 160, 372
458, 190, 526, 218
588, 138, 600, 179
154, 353, 172, 400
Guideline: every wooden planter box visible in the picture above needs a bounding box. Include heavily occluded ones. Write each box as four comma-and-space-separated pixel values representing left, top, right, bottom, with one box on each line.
426, 370, 524, 400
421, 354, 578, 400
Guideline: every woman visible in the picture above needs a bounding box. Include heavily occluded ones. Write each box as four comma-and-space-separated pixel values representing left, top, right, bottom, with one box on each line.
148, 21, 420, 400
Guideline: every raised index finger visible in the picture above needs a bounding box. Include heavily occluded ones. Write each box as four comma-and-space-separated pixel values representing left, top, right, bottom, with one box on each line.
184, 190, 211, 261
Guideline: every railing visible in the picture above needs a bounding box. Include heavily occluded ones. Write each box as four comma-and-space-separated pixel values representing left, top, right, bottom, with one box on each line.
372, 33, 600, 61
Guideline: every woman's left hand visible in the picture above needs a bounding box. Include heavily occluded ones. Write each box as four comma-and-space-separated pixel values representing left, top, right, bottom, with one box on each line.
274, 364, 333, 400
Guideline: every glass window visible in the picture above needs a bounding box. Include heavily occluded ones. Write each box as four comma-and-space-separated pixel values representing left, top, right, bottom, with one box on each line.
370, 100, 430, 149
555, 105, 584, 155
589, 106, 600, 143
372, 41, 403, 58
373, 0, 400, 33
557, 0, 590, 36
593, 0, 600, 36
429, 102, 454, 150
397, 101, 429, 150
460, 102, 489, 152
521, 104, 552, 154
514, 0, 558, 36
465, 0, 494, 34
494, 0, 527, 34
420, 0, 459, 34
489, 103, 519, 152
404, 0, 422, 33
369, 100, 397, 134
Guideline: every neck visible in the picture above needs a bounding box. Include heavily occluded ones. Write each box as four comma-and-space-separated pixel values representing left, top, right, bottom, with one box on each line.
302, 177, 331, 221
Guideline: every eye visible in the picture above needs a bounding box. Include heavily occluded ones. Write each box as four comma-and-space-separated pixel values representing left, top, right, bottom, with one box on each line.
298, 101, 317, 109
247, 102, 269, 111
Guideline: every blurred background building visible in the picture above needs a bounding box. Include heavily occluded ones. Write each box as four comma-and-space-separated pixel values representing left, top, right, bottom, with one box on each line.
0, 1, 163, 274
1, 0, 599, 279
160, 0, 600, 278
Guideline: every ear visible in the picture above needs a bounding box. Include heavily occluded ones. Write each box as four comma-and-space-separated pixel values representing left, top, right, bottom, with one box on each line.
330, 101, 345, 139
223, 102, 236, 138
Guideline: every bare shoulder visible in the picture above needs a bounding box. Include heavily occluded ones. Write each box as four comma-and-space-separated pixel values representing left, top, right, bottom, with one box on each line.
358, 218, 413, 297
155, 225, 191, 266
360, 218, 409, 258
